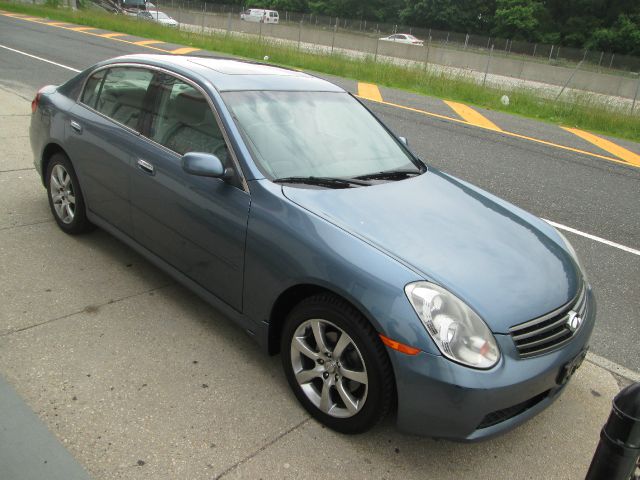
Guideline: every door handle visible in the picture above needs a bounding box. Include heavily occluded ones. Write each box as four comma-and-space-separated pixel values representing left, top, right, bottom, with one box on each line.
70, 120, 82, 133
137, 158, 155, 174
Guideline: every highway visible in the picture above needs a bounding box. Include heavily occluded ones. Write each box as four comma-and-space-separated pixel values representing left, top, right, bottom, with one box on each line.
0, 11, 638, 376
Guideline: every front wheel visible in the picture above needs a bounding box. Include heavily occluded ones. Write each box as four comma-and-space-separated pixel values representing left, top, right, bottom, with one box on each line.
281, 294, 395, 434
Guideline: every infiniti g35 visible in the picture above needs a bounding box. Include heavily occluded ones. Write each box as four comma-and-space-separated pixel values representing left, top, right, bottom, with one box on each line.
30, 55, 595, 440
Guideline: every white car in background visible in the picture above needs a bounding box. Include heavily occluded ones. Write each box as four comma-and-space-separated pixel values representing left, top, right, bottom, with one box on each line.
379, 34, 424, 45
137, 10, 178, 27
240, 8, 279, 24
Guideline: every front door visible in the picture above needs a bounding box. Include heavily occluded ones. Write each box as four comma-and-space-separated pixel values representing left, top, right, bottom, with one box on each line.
131, 73, 250, 311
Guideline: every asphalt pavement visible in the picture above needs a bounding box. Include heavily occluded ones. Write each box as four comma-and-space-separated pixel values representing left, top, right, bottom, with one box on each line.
0, 10, 639, 480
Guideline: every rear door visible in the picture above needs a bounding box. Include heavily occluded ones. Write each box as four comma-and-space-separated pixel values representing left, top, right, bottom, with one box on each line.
130, 72, 250, 311
66, 66, 154, 235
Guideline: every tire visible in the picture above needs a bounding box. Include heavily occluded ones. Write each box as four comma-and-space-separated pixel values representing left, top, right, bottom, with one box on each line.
281, 293, 395, 434
45, 153, 94, 235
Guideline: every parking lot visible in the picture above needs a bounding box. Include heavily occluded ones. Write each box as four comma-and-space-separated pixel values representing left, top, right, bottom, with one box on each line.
1, 10, 639, 480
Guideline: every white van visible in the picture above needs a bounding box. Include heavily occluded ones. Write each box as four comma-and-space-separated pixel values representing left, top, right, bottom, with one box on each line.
240, 9, 279, 24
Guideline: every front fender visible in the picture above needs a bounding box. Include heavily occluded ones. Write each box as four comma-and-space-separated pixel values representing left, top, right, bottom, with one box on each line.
242, 179, 438, 356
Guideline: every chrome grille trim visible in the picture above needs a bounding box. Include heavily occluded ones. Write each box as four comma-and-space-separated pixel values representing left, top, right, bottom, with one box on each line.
509, 284, 587, 358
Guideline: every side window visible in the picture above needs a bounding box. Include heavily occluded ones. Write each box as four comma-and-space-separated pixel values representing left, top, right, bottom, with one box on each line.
94, 67, 154, 131
148, 74, 229, 164
80, 69, 106, 108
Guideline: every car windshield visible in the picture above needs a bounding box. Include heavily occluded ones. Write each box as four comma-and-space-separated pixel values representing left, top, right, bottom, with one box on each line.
223, 91, 421, 180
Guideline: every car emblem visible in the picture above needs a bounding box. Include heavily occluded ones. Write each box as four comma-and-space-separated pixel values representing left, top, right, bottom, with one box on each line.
566, 311, 582, 332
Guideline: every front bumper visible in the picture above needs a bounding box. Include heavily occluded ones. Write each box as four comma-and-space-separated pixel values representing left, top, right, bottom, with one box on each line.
392, 288, 596, 441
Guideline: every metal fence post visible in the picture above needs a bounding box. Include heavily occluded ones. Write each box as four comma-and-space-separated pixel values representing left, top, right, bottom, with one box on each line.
424, 35, 431, 71
331, 21, 337, 54
259, 18, 262, 42
201, 4, 205, 36
549, 45, 554, 62
482, 44, 494, 86
555, 60, 583, 100
374, 37, 379, 62
297, 20, 302, 50
632, 74, 640, 114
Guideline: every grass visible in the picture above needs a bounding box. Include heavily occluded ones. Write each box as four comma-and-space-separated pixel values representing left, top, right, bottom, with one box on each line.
2, 1, 639, 142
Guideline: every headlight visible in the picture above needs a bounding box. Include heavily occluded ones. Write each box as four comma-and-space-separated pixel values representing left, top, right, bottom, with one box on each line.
405, 282, 500, 369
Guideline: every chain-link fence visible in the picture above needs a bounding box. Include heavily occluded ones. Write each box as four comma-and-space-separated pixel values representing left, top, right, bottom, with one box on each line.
163, 0, 640, 75
152, 0, 640, 103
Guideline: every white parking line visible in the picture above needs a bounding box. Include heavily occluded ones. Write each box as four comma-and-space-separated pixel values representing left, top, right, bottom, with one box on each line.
544, 219, 640, 256
0, 43, 81, 72
3, 42, 638, 260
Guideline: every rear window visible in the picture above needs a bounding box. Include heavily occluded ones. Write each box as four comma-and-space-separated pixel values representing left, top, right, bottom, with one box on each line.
80, 69, 106, 108
85, 67, 153, 132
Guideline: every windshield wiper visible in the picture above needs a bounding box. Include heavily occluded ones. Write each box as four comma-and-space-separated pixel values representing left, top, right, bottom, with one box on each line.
353, 169, 423, 181
273, 176, 370, 188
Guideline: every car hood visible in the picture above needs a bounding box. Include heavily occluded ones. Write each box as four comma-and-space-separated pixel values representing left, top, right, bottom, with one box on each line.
282, 169, 580, 333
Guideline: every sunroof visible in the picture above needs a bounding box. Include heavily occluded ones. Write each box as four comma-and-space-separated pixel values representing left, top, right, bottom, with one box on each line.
188, 58, 303, 76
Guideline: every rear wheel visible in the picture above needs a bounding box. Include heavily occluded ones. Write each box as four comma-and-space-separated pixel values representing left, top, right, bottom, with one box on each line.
281, 294, 395, 434
46, 153, 93, 234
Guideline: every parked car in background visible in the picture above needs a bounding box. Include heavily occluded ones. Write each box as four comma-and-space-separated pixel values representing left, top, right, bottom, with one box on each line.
379, 33, 424, 45
137, 10, 178, 27
119, 0, 146, 15
240, 8, 279, 23
30, 54, 594, 440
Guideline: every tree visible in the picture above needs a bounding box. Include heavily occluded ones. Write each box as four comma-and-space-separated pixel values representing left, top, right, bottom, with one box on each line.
398, 0, 495, 33
588, 14, 640, 55
492, 0, 544, 41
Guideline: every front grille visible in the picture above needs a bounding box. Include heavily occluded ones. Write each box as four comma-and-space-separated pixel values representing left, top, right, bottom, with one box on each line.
509, 285, 587, 358
478, 390, 550, 429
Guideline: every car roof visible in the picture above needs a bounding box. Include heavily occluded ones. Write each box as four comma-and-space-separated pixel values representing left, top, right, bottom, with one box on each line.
101, 54, 344, 93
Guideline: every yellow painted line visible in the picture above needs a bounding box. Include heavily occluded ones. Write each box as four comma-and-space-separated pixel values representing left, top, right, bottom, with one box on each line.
169, 47, 200, 55
562, 127, 640, 167
1, 12, 178, 54
444, 100, 502, 131
357, 82, 383, 102
66, 26, 95, 32
46, 22, 70, 26
99, 32, 128, 38
133, 39, 165, 46
355, 96, 635, 169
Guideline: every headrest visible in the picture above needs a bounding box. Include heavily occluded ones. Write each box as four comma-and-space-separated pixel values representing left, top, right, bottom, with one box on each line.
172, 91, 209, 125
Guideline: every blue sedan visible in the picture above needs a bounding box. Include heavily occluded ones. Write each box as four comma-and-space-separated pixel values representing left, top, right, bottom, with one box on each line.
29, 54, 594, 440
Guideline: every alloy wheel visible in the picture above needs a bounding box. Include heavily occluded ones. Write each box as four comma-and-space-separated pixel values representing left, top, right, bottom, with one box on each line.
290, 319, 368, 418
49, 164, 76, 224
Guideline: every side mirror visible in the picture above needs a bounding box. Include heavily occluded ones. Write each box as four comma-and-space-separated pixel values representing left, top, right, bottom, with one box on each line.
182, 152, 231, 179
399, 136, 409, 147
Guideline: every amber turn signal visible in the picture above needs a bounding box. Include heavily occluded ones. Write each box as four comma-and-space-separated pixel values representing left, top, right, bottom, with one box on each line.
379, 334, 420, 355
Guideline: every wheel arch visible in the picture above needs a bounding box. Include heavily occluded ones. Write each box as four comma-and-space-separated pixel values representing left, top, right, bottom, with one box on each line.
40, 143, 69, 186
266, 283, 386, 356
